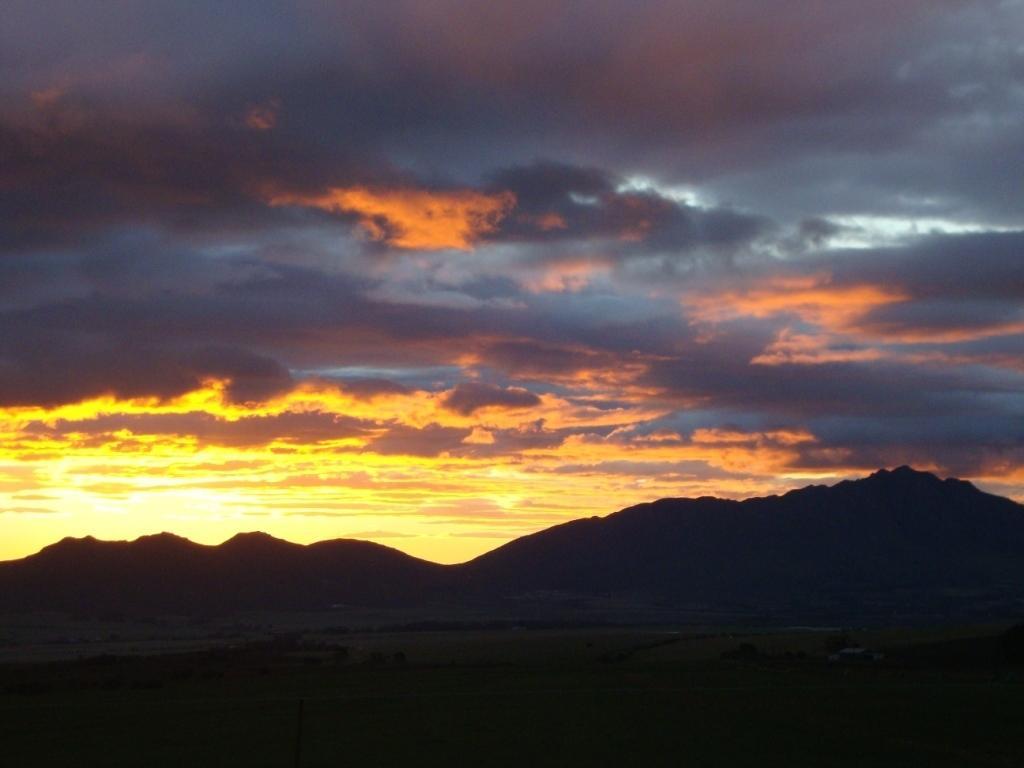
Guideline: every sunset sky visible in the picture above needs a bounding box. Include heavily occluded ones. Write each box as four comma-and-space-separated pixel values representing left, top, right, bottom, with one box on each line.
2, 1, 1023, 563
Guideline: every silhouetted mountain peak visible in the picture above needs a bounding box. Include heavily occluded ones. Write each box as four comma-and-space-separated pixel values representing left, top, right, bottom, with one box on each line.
855, 465, 990, 502
882, 464, 925, 476
37, 535, 102, 556
868, 465, 939, 483
36, 533, 203, 561
134, 532, 197, 548
60, 534, 98, 545
220, 531, 292, 550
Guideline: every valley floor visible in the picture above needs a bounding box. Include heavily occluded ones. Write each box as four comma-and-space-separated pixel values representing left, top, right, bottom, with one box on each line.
1, 625, 1022, 767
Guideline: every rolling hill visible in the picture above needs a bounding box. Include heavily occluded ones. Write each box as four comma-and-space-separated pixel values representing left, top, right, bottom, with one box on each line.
0, 531, 447, 614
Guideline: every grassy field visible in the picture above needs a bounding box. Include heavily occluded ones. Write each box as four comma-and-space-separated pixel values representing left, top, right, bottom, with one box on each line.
1, 625, 1022, 766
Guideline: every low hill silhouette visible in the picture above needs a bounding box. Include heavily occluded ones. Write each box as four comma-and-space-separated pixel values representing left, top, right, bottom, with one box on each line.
0, 531, 446, 614
2, 467, 1023, 621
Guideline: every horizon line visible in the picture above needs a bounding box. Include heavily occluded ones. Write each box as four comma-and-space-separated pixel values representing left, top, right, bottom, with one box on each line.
3, 465, 991, 566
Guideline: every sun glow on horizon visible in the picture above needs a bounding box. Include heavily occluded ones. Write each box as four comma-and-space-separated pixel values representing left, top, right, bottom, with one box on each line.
0, 377, 862, 564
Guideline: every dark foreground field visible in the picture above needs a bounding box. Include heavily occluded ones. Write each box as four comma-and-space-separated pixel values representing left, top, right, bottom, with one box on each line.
2, 624, 1023, 767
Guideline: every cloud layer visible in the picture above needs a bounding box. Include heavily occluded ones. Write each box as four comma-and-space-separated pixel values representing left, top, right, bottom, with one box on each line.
1, 0, 1022, 561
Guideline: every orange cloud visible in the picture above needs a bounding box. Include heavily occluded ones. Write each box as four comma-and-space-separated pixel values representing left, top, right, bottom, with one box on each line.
854, 319, 1024, 345
269, 186, 516, 250
688, 274, 1024, 354
690, 427, 816, 447
689, 275, 907, 331
751, 329, 886, 366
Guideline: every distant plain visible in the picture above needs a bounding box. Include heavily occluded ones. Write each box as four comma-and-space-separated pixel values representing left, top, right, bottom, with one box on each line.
2, 620, 1022, 767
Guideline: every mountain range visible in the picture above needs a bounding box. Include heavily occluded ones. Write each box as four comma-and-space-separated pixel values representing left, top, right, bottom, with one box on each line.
3, 467, 1023, 623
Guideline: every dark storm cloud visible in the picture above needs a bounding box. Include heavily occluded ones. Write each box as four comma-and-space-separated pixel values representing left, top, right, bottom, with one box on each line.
858, 299, 1022, 342
3, 226, 1019, 432
0, 278, 336, 407
647, 352, 1019, 420
642, 291, 1024, 419
680, 230, 1024, 345
0, 94, 767, 258
441, 383, 541, 415
819, 231, 1024, 341
484, 161, 769, 249
1, 341, 291, 408
0, 256, 687, 407
477, 340, 628, 379
17, 39, 780, 260
0, 234, 269, 308
3, 0, 1017, 235
367, 423, 472, 457
635, 316, 1024, 477
0, 94, 390, 252
831, 232, 1024, 303
787, 407, 1024, 480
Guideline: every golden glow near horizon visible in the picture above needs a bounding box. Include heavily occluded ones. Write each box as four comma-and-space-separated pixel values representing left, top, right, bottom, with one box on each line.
4, 370, 1017, 564
0, 377, 845, 564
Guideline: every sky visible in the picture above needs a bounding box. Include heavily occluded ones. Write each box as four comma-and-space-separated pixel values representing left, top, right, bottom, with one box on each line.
1, 0, 1023, 563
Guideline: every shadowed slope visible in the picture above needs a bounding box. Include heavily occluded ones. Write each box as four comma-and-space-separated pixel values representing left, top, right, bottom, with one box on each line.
461, 467, 1024, 617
